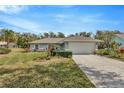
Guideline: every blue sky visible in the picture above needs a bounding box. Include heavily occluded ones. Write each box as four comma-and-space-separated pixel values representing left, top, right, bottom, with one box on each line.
0, 5, 124, 35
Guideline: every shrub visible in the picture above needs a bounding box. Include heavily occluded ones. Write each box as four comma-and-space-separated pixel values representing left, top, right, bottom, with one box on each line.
118, 48, 124, 53
53, 51, 72, 58
96, 49, 121, 58
96, 49, 110, 55
103, 50, 110, 55
0, 48, 11, 54
109, 51, 120, 58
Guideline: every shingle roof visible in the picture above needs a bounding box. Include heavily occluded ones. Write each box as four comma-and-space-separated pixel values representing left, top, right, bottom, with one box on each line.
29, 36, 102, 44
114, 34, 124, 39
63, 36, 102, 42
29, 38, 64, 44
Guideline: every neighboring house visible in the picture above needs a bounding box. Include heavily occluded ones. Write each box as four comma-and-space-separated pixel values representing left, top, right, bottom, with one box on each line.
0, 41, 7, 48
29, 36, 101, 54
113, 34, 124, 48
8, 43, 17, 48
0, 41, 17, 48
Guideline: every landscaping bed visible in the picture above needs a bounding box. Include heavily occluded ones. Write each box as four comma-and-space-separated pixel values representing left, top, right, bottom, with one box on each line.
0, 51, 95, 88
96, 49, 124, 62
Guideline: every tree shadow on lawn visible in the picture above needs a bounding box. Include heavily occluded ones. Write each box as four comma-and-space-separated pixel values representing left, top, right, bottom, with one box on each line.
78, 64, 124, 88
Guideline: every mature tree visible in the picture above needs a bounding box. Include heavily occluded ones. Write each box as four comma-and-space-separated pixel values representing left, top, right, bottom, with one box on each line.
43, 32, 49, 38
17, 36, 24, 48
0, 29, 17, 48
68, 32, 92, 37
79, 32, 86, 36
95, 30, 121, 49
86, 32, 92, 37
57, 32, 65, 38
75, 33, 79, 36
68, 34, 75, 37
39, 33, 44, 39
79, 32, 92, 37
29, 33, 40, 41
16, 33, 39, 48
49, 32, 56, 38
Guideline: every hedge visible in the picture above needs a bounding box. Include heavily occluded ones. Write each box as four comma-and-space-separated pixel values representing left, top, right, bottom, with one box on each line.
52, 51, 72, 58
0, 48, 11, 54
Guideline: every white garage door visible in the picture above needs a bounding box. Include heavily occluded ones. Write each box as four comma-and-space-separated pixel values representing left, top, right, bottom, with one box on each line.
68, 42, 95, 54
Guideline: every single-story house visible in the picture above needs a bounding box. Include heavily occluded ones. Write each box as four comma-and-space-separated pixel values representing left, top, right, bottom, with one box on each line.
8, 43, 17, 48
0, 41, 17, 48
29, 36, 101, 54
112, 34, 124, 48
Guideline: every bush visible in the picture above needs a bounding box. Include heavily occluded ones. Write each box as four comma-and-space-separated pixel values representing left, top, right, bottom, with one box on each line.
53, 51, 72, 58
96, 49, 121, 58
96, 49, 110, 55
103, 50, 110, 55
118, 48, 124, 53
108, 50, 121, 58
0, 48, 11, 54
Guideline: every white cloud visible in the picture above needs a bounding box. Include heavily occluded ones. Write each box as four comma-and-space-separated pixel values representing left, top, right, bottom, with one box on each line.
0, 15, 47, 33
54, 13, 120, 26
55, 14, 68, 19
54, 14, 74, 23
0, 5, 27, 14
80, 13, 120, 25
51, 13, 121, 34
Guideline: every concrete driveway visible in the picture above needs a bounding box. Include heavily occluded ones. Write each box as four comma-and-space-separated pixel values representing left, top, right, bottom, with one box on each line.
73, 55, 124, 88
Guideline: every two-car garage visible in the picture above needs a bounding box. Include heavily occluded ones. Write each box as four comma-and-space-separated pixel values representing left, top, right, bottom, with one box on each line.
67, 42, 96, 54
64, 41, 96, 54
63, 36, 99, 54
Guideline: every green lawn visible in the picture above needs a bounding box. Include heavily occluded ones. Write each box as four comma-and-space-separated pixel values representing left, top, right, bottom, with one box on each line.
0, 49, 95, 88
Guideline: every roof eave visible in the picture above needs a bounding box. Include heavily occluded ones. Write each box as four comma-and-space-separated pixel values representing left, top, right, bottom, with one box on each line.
64, 40, 103, 42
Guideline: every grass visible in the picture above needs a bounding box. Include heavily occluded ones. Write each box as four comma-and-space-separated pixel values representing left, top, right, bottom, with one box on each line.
0, 52, 47, 65
0, 48, 95, 88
